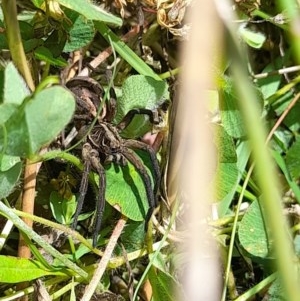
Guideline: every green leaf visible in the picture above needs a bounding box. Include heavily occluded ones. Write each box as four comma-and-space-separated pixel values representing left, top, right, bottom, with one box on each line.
279, 102, 300, 133
238, 24, 266, 49
23, 38, 44, 53
32, 0, 44, 8
213, 125, 238, 202
19, 20, 34, 40
104, 151, 155, 221
214, 162, 238, 201
0, 63, 30, 124
219, 76, 246, 138
238, 200, 272, 258
95, 22, 161, 80
150, 252, 170, 272
214, 124, 237, 163
0, 30, 8, 50
217, 141, 251, 216
2, 62, 30, 104
63, 9, 95, 52
0, 104, 18, 124
148, 254, 177, 301
58, 0, 122, 26
0, 86, 75, 157
256, 57, 283, 99
273, 150, 300, 203
115, 75, 169, 138
34, 46, 68, 67
114, 222, 145, 254
0, 155, 20, 171
0, 255, 65, 283
0, 161, 22, 199
149, 269, 175, 301
267, 277, 286, 301
285, 138, 300, 180
43, 30, 67, 58
49, 191, 77, 225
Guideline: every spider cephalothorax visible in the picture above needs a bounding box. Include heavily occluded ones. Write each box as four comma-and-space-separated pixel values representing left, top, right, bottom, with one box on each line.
66, 76, 162, 246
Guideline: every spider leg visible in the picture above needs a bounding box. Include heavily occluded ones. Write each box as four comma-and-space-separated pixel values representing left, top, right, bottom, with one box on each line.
124, 139, 161, 198
122, 148, 156, 230
71, 143, 92, 231
117, 108, 160, 131
89, 152, 106, 247
104, 85, 117, 123
72, 143, 106, 247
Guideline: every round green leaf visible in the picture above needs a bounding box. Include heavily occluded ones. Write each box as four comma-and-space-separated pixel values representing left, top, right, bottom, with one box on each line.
115, 75, 169, 138
1, 86, 75, 157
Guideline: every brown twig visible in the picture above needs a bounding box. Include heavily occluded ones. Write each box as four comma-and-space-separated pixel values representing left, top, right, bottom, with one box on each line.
80, 217, 127, 301
78, 26, 140, 77
16, 161, 38, 298
17, 162, 37, 258
266, 92, 300, 144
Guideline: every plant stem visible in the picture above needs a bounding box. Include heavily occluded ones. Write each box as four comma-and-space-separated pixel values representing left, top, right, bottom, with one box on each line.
1, 0, 35, 91
0, 201, 88, 279
231, 37, 300, 301
1, 1, 37, 298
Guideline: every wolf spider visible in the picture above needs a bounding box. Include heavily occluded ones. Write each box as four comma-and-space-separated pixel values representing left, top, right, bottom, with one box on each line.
66, 77, 161, 246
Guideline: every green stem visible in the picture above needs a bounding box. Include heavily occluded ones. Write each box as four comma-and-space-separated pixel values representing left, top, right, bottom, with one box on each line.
159, 67, 180, 80
276, 0, 300, 64
1, 0, 35, 90
132, 199, 179, 301
95, 21, 161, 80
251, 9, 288, 30
231, 46, 300, 301
234, 273, 277, 301
220, 10, 300, 301
0, 201, 88, 279
12, 209, 102, 256
221, 164, 254, 301
266, 74, 300, 104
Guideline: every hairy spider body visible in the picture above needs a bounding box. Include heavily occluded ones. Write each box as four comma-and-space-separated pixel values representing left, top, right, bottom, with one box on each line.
66, 77, 162, 246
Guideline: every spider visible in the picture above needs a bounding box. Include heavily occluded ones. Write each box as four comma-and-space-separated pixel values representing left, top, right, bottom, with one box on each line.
65, 76, 162, 246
